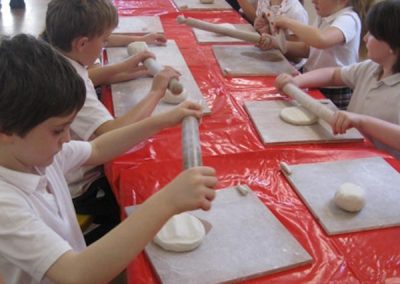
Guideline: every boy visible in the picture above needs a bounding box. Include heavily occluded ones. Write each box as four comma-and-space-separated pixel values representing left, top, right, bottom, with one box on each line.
0, 34, 216, 284
45, 0, 182, 243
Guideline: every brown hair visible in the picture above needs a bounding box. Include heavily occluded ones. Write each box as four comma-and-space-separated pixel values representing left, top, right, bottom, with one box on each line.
45, 0, 118, 52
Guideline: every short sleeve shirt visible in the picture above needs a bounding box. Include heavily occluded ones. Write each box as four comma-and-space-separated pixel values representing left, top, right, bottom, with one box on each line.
304, 7, 361, 72
0, 141, 91, 283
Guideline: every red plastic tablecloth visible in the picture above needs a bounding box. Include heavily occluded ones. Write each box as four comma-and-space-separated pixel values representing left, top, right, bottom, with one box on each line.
102, 1, 400, 283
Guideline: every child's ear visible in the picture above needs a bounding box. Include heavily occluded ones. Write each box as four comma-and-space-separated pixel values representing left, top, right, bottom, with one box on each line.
72, 36, 89, 53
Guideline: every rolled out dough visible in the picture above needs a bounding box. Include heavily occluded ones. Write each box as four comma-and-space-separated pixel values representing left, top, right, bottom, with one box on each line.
153, 212, 206, 252
279, 106, 318, 126
162, 89, 188, 104
334, 182, 366, 212
200, 0, 215, 3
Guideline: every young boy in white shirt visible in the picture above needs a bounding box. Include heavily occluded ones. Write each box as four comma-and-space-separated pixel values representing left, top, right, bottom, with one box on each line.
0, 34, 216, 284
44, 0, 183, 243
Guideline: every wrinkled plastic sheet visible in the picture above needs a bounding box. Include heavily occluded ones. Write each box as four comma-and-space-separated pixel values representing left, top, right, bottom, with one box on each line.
102, 2, 400, 283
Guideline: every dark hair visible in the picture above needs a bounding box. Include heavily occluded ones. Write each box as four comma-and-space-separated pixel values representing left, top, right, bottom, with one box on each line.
45, 0, 118, 52
367, 0, 400, 73
0, 34, 86, 137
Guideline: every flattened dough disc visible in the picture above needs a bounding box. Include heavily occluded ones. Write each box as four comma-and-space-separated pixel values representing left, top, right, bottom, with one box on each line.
153, 212, 206, 252
280, 106, 318, 126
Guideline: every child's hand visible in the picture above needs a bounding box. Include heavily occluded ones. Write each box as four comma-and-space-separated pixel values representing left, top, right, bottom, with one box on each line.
254, 16, 270, 34
121, 51, 155, 73
331, 111, 361, 135
257, 33, 276, 50
150, 66, 181, 96
271, 15, 291, 31
160, 167, 217, 213
275, 73, 296, 92
143, 33, 167, 46
158, 100, 203, 128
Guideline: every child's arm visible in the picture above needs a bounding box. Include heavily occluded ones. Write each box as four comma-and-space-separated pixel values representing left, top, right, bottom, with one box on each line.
331, 112, 400, 151
46, 165, 217, 284
275, 67, 345, 91
106, 33, 167, 47
95, 67, 181, 134
237, 0, 257, 22
86, 100, 202, 166
88, 51, 155, 86
273, 15, 346, 49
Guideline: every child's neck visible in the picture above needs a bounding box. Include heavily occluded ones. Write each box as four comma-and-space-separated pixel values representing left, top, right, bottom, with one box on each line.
0, 151, 34, 174
270, 0, 282, 5
62, 50, 86, 67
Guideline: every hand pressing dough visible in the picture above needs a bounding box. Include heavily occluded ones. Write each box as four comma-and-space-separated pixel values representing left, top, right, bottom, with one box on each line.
279, 106, 318, 126
200, 0, 215, 3
162, 89, 188, 104
334, 182, 366, 212
154, 212, 206, 252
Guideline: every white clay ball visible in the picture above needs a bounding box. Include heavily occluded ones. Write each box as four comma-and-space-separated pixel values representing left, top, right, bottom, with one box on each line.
334, 182, 366, 213
162, 89, 188, 104
200, 0, 214, 4
154, 213, 206, 252
279, 106, 318, 126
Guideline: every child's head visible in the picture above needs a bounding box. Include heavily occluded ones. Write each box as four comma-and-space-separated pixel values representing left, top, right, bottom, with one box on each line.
366, 0, 400, 73
45, 0, 118, 52
0, 34, 86, 138
313, 0, 361, 17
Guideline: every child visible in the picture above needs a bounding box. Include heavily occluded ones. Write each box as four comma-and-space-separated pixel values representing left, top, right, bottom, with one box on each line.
0, 34, 217, 284
275, 0, 400, 159
253, 0, 308, 38
44, 0, 183, 243
260, 0, 364, 109
237, 0, 258, 22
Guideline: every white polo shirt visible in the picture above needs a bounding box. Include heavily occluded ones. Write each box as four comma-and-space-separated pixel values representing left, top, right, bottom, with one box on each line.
341, 60, 400, 158
256, 0, 309, 29
65, 58, 114, 198
0, 141, 91, 284
304, 7, 361, 72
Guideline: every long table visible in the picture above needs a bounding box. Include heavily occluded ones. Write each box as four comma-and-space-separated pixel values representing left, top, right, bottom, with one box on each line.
102, 1, 400, 283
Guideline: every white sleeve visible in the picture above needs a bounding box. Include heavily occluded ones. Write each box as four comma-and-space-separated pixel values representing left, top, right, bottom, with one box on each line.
331, 13, 360, 44
56, 141, 92, 175
0, 190, 71, 282
71, 79, 113, 141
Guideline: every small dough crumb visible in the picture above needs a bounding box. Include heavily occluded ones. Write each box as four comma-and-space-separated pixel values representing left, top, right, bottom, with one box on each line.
236, 184, 250, 196
162, 89, 188, 104
280, 161, 292, 175
280, 106, 318, 126
200, 0, 215, 3
334, 182, 366, 212
154, 213, 206, 252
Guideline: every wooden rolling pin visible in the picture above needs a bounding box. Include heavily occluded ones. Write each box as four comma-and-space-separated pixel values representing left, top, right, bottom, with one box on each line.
282, 83, 335, 124
176, 15, 261, 44
127, 41, 183, 95
182, 116, 202, 169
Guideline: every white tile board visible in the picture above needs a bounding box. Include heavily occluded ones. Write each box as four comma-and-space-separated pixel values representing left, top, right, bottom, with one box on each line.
126, 187, 312, 284
283, 157, 400, 235
193, 23, 256, 43
212, 45, 296, 76
113, 16, 164, 34
244, 100, 363, 145
173, 0, 232, 10
106, 40, 210, 117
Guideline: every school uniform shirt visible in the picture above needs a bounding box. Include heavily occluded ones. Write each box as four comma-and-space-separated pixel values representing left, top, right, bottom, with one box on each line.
0, 141, 91, 284
256, 0, 309, 29
64, 57, 114, 198
341, 60, 400, 159
304, 7, 361, 72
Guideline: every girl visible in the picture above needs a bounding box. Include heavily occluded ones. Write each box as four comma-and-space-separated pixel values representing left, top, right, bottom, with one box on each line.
275, 0, 400, 159
261, 0, 367, 109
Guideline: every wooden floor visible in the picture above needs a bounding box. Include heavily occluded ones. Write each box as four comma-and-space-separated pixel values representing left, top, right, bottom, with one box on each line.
0, 0, 49, 36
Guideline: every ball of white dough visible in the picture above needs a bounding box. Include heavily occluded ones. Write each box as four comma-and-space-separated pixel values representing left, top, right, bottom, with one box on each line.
153, 213, 206, 252
279, 106, 318, 126
334, 182, 366, 212
162, 89, 188, 104
200, 0, 214, 4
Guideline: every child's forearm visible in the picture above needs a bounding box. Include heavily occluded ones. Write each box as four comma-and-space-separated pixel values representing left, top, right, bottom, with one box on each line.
88, 114, 166, 165
88, 63, 125, 86
106, 34, 144, 47
294, 67, 344, 88
46, 192, 175, 284
237, 0, 256, 22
